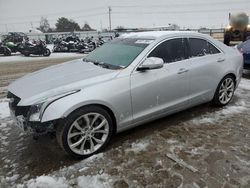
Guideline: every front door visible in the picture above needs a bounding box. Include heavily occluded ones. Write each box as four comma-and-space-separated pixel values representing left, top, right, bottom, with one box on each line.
130, 38, 189, 123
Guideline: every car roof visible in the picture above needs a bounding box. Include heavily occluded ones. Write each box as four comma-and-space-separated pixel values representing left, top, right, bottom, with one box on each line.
119, 31, 230, 54
120, 31, 203, 39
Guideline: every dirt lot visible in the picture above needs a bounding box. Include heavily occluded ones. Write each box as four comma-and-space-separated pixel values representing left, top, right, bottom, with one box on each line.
0, 56, 83, 98
0, 56, 250, 188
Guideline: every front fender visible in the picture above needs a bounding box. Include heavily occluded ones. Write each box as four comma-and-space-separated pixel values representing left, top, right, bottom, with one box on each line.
41, 77, 132, 129
41, 90, 118, 122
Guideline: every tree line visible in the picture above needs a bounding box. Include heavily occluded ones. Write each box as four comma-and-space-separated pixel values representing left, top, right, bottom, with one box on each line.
38, 17, 95, 33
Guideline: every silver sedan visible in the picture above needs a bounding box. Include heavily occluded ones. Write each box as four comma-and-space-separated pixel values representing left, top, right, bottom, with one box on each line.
7, 31, 243, 158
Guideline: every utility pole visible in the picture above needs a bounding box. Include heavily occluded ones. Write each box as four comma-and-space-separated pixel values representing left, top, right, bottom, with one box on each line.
108, 6, 112, 31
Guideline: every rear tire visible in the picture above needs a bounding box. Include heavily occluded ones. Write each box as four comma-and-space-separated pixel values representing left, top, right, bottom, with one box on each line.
22, 51, 30, 56
56, 106, 114, 158
212, 75, 235, 106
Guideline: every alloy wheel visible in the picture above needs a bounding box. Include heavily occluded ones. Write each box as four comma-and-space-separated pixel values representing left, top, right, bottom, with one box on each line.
67, 113, 109, 155
218, 78, 235, 104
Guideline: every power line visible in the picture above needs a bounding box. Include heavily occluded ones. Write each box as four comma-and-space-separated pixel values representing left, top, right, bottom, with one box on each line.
0, 6, 107, 21
112, 8, 250, 15
1, 2, 249, 30
2, 0, 249, 22
112, 0, 249, 8
0, 12, 107, 25
2, 5, 248, 25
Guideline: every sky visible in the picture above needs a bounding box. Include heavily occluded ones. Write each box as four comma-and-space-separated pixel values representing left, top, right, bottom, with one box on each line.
0, 0, 250, 32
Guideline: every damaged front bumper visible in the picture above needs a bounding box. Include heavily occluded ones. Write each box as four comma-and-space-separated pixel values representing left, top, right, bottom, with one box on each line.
10, 112, 26, 131
7, 92, 55, 134
10, 109, 55, 134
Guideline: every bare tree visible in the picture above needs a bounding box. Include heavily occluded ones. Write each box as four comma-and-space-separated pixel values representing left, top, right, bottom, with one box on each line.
38, 17, 50, 33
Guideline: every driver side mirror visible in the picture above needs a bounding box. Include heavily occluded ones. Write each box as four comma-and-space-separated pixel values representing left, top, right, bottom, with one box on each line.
137, 57, 164, 71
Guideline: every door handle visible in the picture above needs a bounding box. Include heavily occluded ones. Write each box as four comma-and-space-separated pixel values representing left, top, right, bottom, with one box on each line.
217, 58, 225, 62
178, 68, 189, 74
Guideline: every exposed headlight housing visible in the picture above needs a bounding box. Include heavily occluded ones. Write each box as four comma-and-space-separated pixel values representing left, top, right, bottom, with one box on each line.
28, 90, 80, 122
29, 103, 44, 122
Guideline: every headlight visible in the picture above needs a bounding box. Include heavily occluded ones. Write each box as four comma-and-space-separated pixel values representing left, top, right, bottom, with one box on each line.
29, 103, 43, 122
28, 90, 80, 122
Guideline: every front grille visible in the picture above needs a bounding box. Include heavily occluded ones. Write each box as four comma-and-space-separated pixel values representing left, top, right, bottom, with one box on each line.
7, 92, 30, 118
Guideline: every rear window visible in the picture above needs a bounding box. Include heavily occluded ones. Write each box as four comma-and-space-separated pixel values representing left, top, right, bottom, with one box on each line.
189, 38, 220, 57
208, 42, 221, 54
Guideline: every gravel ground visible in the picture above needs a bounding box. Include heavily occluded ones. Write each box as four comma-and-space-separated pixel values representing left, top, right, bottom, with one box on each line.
0, 55, 250, 188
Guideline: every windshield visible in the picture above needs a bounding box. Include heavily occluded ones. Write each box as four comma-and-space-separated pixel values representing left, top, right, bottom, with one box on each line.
83, 38, 153, 68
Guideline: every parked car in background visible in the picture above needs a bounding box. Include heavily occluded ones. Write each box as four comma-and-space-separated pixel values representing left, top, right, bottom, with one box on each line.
7, 31, 243, 158
237, 39, 250, 69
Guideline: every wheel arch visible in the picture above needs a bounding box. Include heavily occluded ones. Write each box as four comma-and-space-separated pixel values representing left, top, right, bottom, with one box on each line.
55, 103, 117, 158
216, 73, 237, 90
42, 100, 118, 134
67, 103, 118, 135
225, 72, 236, 81
212, 72, 237, 106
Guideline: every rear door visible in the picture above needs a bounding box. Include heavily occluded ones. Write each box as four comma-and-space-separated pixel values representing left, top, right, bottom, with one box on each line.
186, 38, 224, 105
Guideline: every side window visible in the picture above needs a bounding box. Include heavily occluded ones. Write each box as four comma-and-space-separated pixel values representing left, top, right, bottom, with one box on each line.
207, 42, 220, 54
189, 38, 221, 57
148, 38, 186, 63
189, 38, 209, 57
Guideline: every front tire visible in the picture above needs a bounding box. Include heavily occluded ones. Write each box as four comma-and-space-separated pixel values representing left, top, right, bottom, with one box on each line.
43, 48, 51, 56
56, 106, 114, 158
212, 75, 235, 106
4, 48, 11, 56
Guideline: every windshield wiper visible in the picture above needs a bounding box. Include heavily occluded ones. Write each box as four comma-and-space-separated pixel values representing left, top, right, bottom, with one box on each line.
82, 58, 92, 63
82, 58, 102, 65
83, 58, 122, 70
100, 62, 123, 70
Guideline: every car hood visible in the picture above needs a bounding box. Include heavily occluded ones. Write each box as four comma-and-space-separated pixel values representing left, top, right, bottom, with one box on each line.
8, 59, 121, 106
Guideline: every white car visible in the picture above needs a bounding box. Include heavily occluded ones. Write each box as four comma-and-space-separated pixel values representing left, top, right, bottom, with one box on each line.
7, 31, 243, 158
